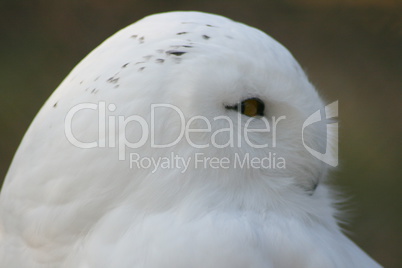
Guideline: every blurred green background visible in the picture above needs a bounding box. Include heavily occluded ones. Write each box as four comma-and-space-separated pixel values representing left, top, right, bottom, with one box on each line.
0, 0, 401, 266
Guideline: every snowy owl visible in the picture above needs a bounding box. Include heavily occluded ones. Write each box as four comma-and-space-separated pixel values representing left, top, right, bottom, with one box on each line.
0, 11, 381, 268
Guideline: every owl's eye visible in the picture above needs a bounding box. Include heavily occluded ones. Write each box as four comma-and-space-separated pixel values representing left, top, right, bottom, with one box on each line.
225, 98, 265, 117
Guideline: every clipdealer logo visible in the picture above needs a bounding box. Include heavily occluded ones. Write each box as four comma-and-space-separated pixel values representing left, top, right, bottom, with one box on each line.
64, 101, 338, 167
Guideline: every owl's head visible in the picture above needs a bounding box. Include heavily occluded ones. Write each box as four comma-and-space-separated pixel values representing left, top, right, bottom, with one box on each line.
14, 12, 337, 212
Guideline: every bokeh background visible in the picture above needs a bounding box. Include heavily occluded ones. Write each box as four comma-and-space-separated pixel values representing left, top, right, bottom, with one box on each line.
0, 0, 401, 266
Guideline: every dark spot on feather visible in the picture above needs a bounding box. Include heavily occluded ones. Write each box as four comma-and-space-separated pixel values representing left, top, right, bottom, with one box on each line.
156, 59, 165, 63
53, 102, 58, 108
94, 76, 100, 81
166, 50, 187, 56
114, 85, 119, 88
138, 36, 144, 44
135, 61, 145, 65
107, 77, 119, 84
182, 45, 193, 48
80, 81, 83, 85
131, 35, 138, 39
177, 32, 188, 35
138, 67, 145, 72
225, 35, 234, 39
206, 24, 215, 27
122, 63, 129, 68
91, 88, 96, 93
202, 35, 210, 40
